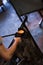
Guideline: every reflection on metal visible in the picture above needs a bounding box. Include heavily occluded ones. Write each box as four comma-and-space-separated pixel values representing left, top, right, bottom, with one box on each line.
39, 20, 43, 29
0, 3, 22, 48
21, 10, 43, 53
2, 0, 8, 5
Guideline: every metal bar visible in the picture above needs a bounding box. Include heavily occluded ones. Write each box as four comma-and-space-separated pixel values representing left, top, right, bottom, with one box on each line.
1, 16, 27, 38
2, 33, 16, 38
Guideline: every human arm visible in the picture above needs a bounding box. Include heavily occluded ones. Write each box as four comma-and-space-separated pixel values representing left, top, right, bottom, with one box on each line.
0, 37, 21, 61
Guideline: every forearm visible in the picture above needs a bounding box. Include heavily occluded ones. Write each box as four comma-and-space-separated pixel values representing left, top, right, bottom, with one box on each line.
0, 41, 19, 60
0, 37, 21, 61
7, 40, 19, 58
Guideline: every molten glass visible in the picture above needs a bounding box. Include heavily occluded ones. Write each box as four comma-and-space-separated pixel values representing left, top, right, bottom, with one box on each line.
17, 30, 24, 34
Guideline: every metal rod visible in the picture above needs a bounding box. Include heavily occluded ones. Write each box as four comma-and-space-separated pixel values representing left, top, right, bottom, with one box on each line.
2, 33, 16, 38
17, 58, 24, 65
1, 16, 27, 38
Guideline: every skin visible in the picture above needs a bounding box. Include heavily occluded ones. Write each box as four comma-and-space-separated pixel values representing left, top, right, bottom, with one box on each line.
0, 37, 21, 61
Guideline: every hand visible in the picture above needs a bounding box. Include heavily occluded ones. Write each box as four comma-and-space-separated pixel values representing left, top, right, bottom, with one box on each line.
14, 37, 21, 44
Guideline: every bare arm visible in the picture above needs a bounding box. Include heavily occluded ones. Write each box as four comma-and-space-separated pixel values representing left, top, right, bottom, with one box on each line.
0, 37, 21, 61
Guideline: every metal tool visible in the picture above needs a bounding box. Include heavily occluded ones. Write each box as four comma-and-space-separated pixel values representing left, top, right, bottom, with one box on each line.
1, 16, 27, 38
